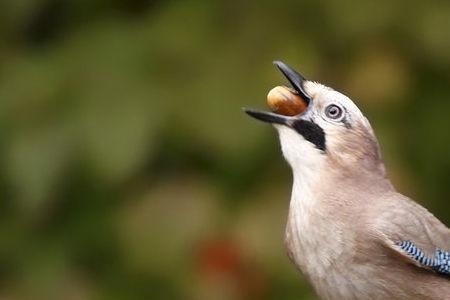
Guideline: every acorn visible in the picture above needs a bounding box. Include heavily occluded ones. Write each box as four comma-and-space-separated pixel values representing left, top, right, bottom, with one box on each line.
266, 86, 308, 116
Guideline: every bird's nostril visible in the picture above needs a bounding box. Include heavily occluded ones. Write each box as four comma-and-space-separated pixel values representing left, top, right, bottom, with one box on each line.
266, 85, 308, 116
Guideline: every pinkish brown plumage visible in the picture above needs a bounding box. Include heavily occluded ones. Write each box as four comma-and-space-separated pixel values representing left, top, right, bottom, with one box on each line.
245, 61, 450, 300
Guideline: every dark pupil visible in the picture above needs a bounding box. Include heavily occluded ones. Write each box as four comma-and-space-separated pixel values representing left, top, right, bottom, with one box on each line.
327, 105, 341, 118
330, 107, 338, 115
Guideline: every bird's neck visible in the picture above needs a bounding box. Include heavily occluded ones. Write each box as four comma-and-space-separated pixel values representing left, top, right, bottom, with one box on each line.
286, 165, 347, 283
288, 160, 327, 220
290, 159, 391, 204
285, 155, 394, 295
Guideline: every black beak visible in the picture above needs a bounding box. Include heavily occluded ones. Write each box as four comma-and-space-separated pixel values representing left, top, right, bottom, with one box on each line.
244, 61, 311, 124
243, 108, 292, 125
273, 61, 311, 104
244, 62, 326, 151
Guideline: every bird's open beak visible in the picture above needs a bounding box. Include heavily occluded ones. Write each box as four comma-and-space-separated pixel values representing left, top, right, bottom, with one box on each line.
244, 61, 311, 125
273, 61, 311, 104
244, 109, 293, 125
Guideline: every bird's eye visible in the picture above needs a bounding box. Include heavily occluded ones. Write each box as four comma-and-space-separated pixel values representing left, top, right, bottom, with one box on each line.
325, 104, 343, 120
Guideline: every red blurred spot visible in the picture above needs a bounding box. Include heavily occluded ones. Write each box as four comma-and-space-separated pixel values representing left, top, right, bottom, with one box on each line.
194, 237, 267, 299
196, 238, 241, 275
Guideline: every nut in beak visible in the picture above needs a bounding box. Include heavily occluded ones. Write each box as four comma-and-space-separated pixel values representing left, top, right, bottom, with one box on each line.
267, 86, 308, 116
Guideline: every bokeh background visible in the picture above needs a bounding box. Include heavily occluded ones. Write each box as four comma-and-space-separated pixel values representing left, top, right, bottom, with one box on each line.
0, 1, 449, 299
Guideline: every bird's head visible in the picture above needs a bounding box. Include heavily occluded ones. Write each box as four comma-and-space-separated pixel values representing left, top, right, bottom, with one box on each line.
245, 61, 386, 179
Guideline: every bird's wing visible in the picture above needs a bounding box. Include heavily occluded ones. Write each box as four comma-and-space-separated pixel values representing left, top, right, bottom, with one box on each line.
373, 192, 450, 275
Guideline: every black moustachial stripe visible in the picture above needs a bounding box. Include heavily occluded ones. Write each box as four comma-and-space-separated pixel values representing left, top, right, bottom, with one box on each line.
292, 119, 326, 151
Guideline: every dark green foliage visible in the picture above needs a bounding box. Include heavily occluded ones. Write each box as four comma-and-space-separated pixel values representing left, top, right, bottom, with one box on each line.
0, 1, 449, 299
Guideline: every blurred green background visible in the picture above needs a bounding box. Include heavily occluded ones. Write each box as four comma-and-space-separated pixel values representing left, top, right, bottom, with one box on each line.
0, 0, 449, 299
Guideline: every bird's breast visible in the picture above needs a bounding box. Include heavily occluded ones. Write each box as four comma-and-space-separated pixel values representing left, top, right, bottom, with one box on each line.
284, 189, 366, 299
285, 203, 347, 278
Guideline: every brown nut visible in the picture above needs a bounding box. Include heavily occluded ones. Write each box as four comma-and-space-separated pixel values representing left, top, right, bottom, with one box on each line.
267, 86, 308, 116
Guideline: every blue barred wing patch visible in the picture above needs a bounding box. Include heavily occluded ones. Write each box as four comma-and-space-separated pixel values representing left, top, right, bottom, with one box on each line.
397, 240, 450, 276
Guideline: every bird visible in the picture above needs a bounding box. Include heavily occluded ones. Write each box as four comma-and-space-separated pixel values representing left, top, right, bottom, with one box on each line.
244, 61, 450, 300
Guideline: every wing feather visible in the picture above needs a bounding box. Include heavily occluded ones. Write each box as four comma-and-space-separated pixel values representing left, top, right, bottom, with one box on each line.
373, 192, 450, 276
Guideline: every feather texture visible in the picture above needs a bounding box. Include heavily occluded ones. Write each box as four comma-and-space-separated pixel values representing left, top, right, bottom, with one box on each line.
270, 77, 450, 299
397, 240, 450, 274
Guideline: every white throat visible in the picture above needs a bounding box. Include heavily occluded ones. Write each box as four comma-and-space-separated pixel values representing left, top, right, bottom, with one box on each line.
276, 125, 328, 242
275, 125, 326, 196
276, 125, 339, 281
